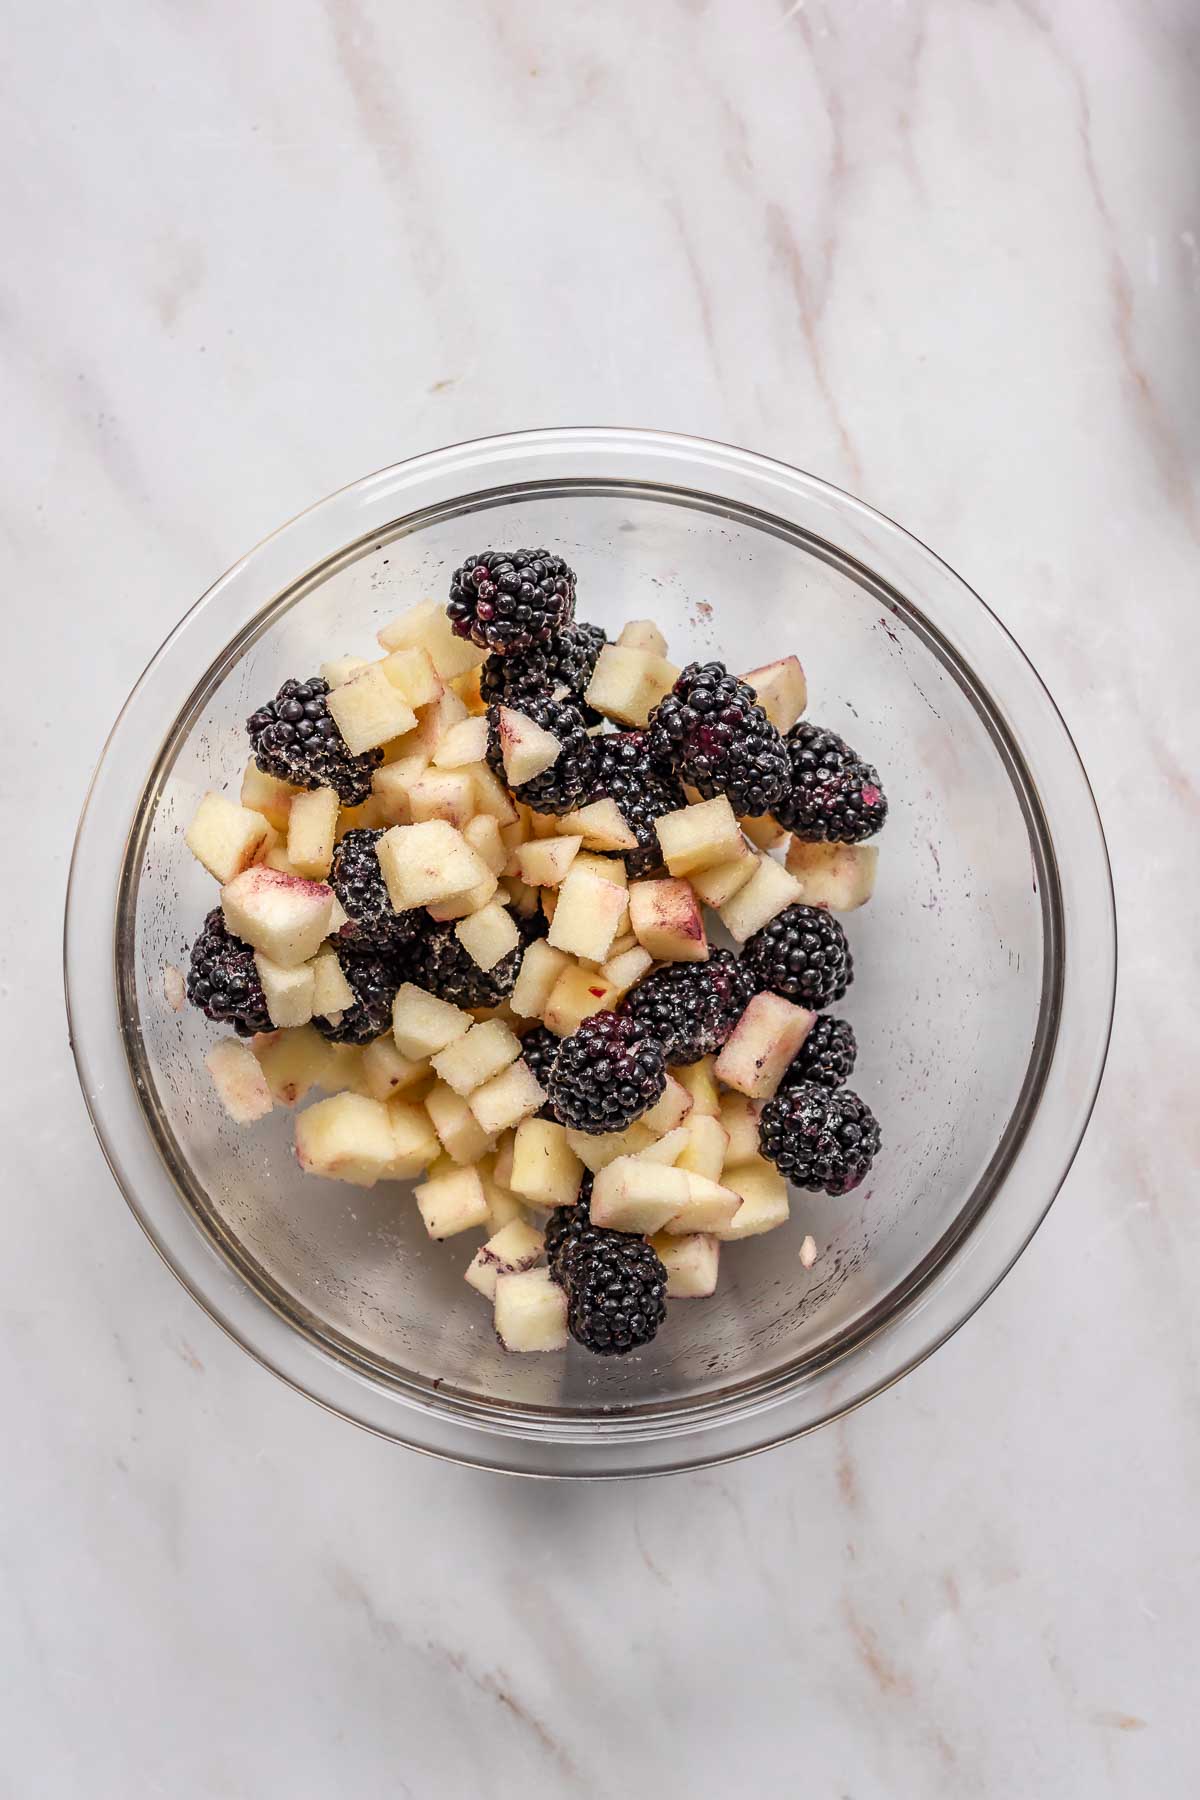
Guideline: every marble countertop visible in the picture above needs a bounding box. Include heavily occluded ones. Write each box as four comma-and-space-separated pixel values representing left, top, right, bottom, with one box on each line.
4, 0, 1197, 1792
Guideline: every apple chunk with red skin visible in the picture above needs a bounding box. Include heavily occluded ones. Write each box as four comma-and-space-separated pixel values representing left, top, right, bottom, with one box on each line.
742, 656, 807, 733
785, 839, 879, 911
497, 706, 562, 787
714, 992, 816, 1099
221, 866, 333, 967
628, 878, 708, 963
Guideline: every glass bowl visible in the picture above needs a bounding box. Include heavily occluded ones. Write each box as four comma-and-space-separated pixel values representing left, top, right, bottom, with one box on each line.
65, 429, 1115, 1478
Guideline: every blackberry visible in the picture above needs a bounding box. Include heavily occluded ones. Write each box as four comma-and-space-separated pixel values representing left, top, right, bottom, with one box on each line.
774, 721, 888, 843
544, 1173, 593, 1283
246, 676, 380, 806
564, 1229, 668, 1357
586, 731, 686, 877
648, 661, 790, 817
313, 945, 404, 1045
185, 909, 272, 1038
620, 950, 755, 1065
779, 1015, 857, 1090
329, 828, 418, 949
518, 1024, 562, 1119
409, 912, 545, 1010
485, 694, 597, 815
447, 549, 576, 654
741, 904, 853, 1009
479, 621, 606, 719
758, 1081, 881, 1196
547, 1012, 667, 1134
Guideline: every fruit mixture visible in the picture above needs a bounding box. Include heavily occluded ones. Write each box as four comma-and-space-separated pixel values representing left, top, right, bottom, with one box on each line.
181, 550, 886, 1358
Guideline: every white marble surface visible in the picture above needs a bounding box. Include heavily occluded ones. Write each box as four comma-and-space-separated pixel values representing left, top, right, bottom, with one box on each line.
3, 0, 1197, 1792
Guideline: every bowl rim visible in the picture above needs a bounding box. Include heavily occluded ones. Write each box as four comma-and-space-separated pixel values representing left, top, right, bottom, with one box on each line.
64, 426, 1116, 1478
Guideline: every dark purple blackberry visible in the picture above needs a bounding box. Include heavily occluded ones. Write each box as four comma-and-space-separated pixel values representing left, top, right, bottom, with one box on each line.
185, 909, 272, 1038
758, 1081, 881, 1196
447, 549, 576, 654
329, 828, 418, 949
485, 694, 598, 815
774, 722, 888, 842
741, 904, 853, 1009
586, 731, 686, 876
564, 1229, 667, 1357
518, 1024, 562, 1119
547, 1012, 667, 1134
544, 1173, 593, 1282
779, 1015, 857, 1090
246, 676, 380, 806
620, 950, 755, 1065
648, 661, 790, 817
408, 911, 545, 1010
313, 945, 404, 1045
479, 621, 606, 719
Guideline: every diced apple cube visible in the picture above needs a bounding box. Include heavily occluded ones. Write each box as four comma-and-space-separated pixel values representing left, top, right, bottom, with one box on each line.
690, 839, 758, 907
492, 1132, 516, 1189
718, 1093, 762, 1166
468, 1060, 546, 1136
376, 821, 488, 909
617, 619, 668, 656
494, 1267, 568, 1352
557, 799, 638, 853
425, 1082, 495, 1164
676, 1113, 730, 1182
453, 664, 487, 714
649, 1232, 720, 1297
543, 963, 619, 1037
785, 840, 880, 911
742, 656, 807, 732
310, 947, 355, 1018
185, 792, 275, 883
480, 1154, 524, 1233
378, 599, 487, 681
566, 1123, 655, 1173
240, 762, 298, 832
585, 645, 679, 727
361, 1036, 429, 1102
505, 875, 540, 920
591, 1157, 691, 1234
714, 992, 815, 1098
381, 1101, 441, 1178
393, 984, 472, 1058
601, 945, 654, 997
510, 940, 570, 1019
510, 1118, 584, 1208
464, 764, 517, 829
741, 813, 790, 853
370, 762, 416, 827
379, 643, 444, 709
674, 1057, 722, 1117
431, 1019, 522, 1096
294, 1091, 397, 1187
254, 1024, 332, 1106
629, 878, 708, 963
426, 872, 500, 921
407, 769, 477, 829
718, 856, 805, 942
655, 796, 742, 876
255, 953, 316, 1029
716, 1160, 790, 1239
548, 866, 629, 962
325, 664, 417, 756
636, 1124, 691, 1165
573, 850, 628, 888
285, 786, 340, 878
425, 713, 487, 770
661, 1172, 740, 1234
205, 1037, 274, 1124
320, 655, 370, 689
642, 1076, 693, 1136
318, 1042, 368, 1095
414, 1164, 490, 1238
221, 867, 333, 967
512, 836, 582, 888
496, 707, 561, 788
465, 1219, 546, 1300
459, 813, 506, 875
455, 901, 520, 971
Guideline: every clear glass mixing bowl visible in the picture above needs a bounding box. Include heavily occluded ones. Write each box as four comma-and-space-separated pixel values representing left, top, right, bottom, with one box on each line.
65, 429, 1115, 1477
